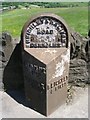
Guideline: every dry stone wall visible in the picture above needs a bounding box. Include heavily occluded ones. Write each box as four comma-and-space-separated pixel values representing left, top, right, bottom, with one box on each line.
0, 32, 24, 90
69, 30, 90, 84
69, 59, 90, 85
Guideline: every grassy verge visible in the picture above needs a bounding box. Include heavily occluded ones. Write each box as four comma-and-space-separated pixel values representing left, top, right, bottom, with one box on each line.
1, 7, 88, 38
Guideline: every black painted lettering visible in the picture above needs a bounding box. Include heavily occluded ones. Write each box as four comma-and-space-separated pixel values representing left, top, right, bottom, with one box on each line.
25, 34, 29, 39
50, 89, 52, 94
26, 44, 30, 47
51, 83, 53, 88
55, 87, 57, 91
37, 28, 41, 34
50, 30, 53, 34
26, 30, 31, 36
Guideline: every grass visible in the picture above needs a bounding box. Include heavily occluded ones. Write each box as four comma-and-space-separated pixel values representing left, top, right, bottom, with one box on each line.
1, 7, 88, 38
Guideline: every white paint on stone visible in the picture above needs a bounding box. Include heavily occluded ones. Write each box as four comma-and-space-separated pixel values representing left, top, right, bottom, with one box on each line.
45, 49, 57, 54
53, 60, 65, 78
53, 48, 70, 78
61, 49, 70, 63
30, 23, 58, 42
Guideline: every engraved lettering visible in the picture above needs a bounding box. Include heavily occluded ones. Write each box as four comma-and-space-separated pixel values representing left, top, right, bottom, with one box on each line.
25, 16, 68, 48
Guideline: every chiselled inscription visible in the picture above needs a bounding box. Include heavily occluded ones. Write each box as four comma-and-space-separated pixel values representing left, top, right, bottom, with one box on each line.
25, 16, 68, 48
47, 76, 68, 94
26, 63, 46, 75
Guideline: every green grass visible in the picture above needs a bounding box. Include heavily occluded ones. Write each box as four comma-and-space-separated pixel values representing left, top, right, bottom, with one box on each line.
1, 7, 88, 38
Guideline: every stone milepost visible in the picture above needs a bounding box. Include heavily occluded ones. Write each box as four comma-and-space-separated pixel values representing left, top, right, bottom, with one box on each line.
21, 14, 70, 116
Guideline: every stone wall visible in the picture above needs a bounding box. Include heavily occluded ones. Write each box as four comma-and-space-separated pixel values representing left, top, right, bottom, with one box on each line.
70, 30, 90, 62
0, 32, 24, 90
69, 30, 90, 85
69, 59, 90, 85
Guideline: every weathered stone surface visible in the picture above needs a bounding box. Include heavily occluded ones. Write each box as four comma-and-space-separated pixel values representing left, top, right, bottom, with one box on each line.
70, 58, 87, 67
70, 30, 90, 62
85, 38, 90, 61
69, 59, 89, 84
2, 32, 14, 62
69, 30, 90, 85
70, 30, 82, 59
0, 67, 4, 90
87, 61, 90, 84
